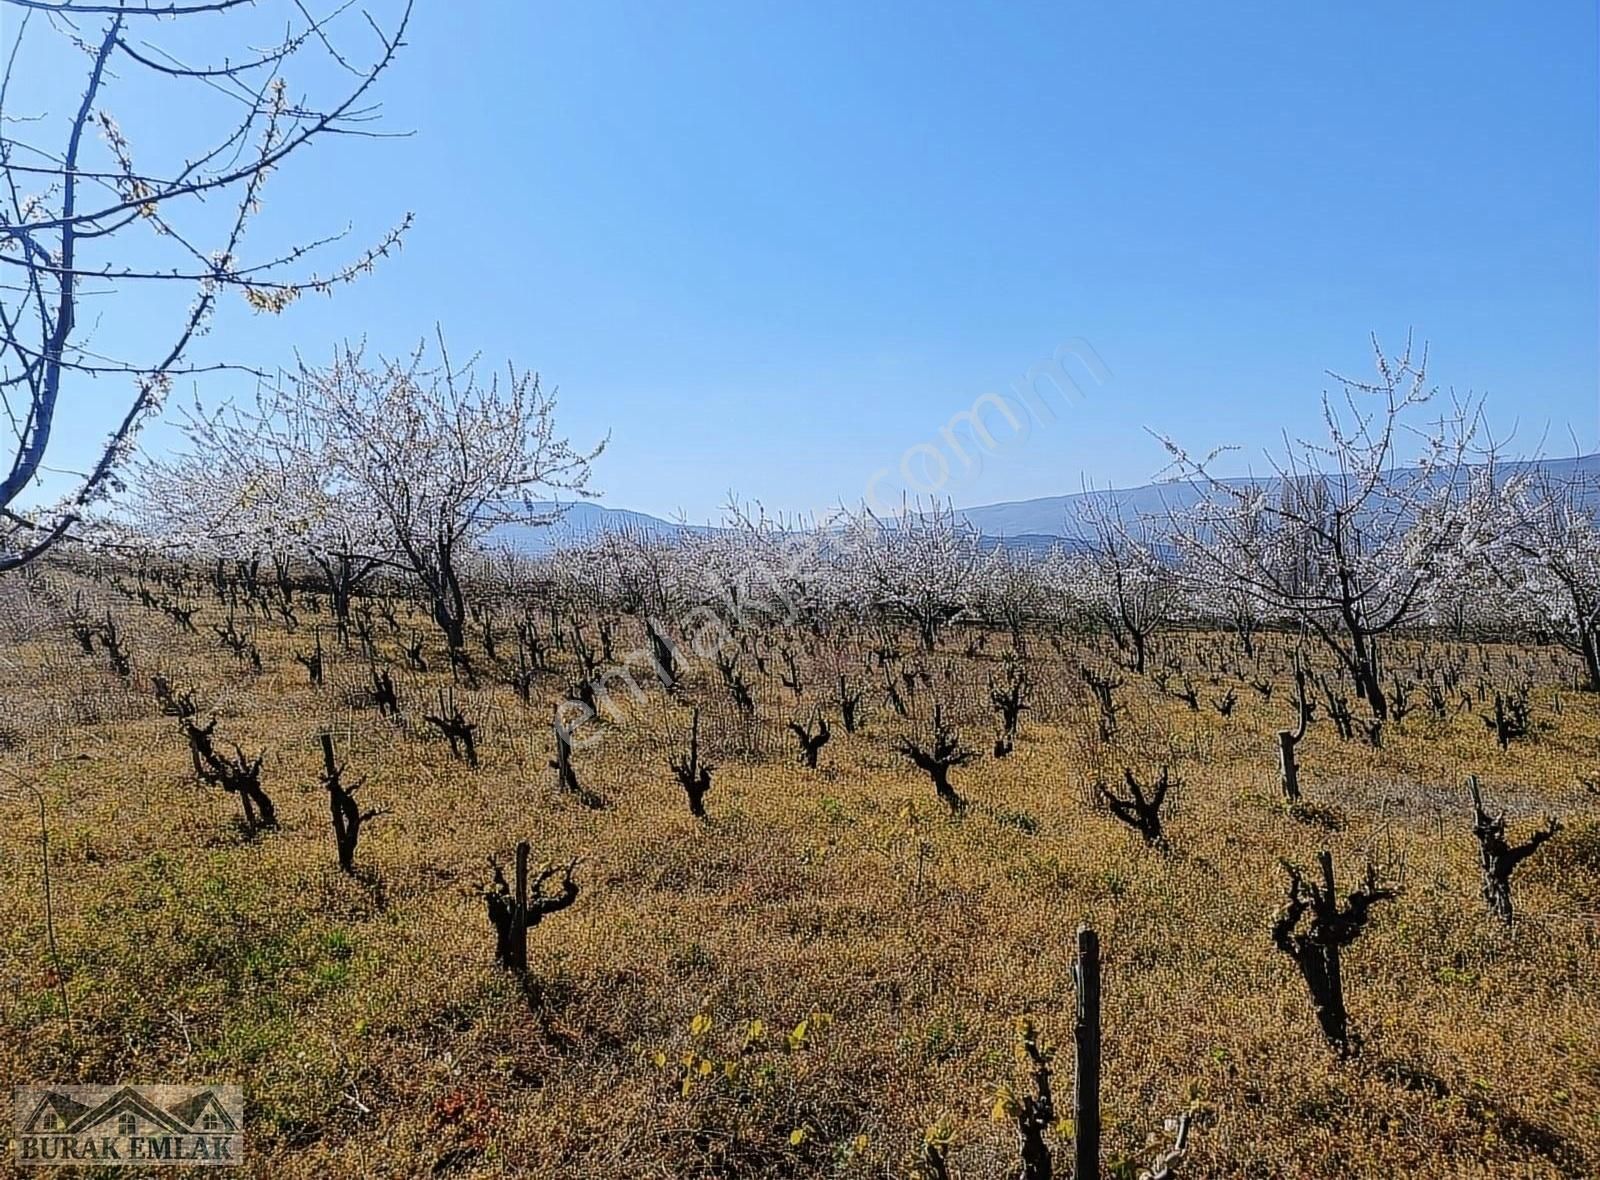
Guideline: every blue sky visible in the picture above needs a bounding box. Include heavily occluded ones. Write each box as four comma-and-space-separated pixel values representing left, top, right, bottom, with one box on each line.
12, 0, 1598, 522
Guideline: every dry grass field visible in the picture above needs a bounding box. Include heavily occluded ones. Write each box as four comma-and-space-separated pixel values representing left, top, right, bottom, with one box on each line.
2, 561, 1598, 1179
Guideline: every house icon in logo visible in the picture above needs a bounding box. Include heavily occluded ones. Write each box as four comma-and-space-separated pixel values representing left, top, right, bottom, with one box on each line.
14, 1082, 245, 1167
18, 1091, 89, 1135
21, 1085, 237, 1137
165, 1091, 238, 1134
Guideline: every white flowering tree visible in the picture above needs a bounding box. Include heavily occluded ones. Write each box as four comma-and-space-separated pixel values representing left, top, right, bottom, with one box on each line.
973, 546, 1053, 654
549, 536, 611, 616
838, 499, 986, 651
584, 524, 695, 622
1489, 464, 1600, 690
143, 340, 602, 657
296, 342, 603, 657
705, 500, 838, 628
0, 0, 414, 572
1075, 494, 1180, 674
136, 383, 390, 640
1156, 336, 1490, 719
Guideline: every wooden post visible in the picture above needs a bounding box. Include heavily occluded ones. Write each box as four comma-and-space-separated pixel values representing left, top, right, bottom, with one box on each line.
552, 705, 578, 794
1073, 924, 1101, 1180
1277, 729, 1300, 803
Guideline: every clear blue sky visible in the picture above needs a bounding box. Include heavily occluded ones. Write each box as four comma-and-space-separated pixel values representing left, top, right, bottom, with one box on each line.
14, 0, 1599, 522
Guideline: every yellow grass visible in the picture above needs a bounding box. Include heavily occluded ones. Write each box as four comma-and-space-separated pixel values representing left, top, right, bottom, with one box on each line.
1, 565, 1597, 1178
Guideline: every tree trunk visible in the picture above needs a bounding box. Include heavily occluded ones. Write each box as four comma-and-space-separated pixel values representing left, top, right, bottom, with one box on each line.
315, 553, 356, 645
1277, 729, 1301, 804
1348, 630, 1387, 720
428, 549, 467, 654
1579, 622, 1600, 693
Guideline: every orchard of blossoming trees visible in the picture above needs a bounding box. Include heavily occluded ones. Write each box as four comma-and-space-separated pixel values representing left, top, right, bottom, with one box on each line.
2, 2, 1594, 1174
0, 327, 1593, 1178
132, 335, 1599, 709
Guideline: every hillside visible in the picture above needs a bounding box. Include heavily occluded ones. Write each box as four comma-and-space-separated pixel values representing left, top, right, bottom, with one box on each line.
496, 454, 1600, 554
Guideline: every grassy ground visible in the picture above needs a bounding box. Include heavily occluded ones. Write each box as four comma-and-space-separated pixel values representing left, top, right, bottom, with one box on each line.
1, 564, 1597, 1178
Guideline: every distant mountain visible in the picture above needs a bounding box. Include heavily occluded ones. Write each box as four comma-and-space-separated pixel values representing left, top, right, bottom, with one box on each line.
491, 454, 1600, 555
951, 481, 1217, 539
487, 500, 714, 554
953, 454, 1600, 542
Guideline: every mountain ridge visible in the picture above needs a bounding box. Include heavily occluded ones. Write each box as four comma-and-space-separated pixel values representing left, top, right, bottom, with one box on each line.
495, 454, 1600, 554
